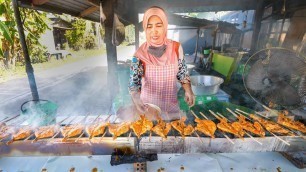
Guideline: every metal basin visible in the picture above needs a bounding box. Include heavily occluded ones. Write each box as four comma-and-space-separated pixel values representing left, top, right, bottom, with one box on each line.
190, 75, 224, 95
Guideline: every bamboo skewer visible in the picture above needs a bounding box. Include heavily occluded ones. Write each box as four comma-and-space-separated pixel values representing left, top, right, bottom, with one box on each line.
48, 115, 79, 142
0, 117, 8, 123
237, 108, 301, 137
88, 114, 112, 140
62, 114, 90, 141
236, 109, 291, 146
199, 112, 209, 120
1, 114, 21, 124
208, 110, 235, 144
25, 116, 68, 142
190, 110, 204, 143
224, 109, 263, 145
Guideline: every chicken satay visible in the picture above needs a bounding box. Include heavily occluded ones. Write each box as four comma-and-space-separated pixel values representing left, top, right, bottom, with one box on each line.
130, 115, 153, 138
237, 115, 265, 137
217, 118, 244, 138
108, 122, 130, 140
12, 126, 32, 141
151, 119, 172, 139
250, 114, 293, 136
194, 118, 216, 138
170, 116, 194, 138
60, 125, 84, 138
86, 123, 107, 138
35, 125, 57, 139
277, 113, 306, 134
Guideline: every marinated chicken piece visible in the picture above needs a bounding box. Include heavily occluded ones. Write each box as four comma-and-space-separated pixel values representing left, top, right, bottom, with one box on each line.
130, 115, 153, 138
217, 118, 244, 138
12, 127, 32, 140
237, 115, 265, 137
108, 122, 130, 140
35, 125, 56, 139
194, 118, 216, 138
86, 123, 107, 138
60, 125, 83, 138
152, 119, 171, 139
0, 125, 11, 140
250, 114, 293, 135
277, 113, 306, 134
170, 117, 194, 137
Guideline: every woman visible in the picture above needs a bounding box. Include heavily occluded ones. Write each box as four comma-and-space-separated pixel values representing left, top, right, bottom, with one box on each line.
128, 6, 194, 119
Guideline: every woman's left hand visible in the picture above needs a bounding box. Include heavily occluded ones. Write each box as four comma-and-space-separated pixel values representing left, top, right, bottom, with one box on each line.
184, 91, 195, 107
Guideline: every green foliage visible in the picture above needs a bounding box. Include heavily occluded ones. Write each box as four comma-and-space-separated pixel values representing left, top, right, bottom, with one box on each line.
84, 34, 96, 49
29, 45, 48, 64
0, 0, 50, 67
65, 19, 86, 51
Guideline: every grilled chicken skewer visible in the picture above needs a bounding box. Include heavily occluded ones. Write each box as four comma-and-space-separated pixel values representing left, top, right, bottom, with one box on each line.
226, 108, 265, 137
86, 114, 112, 140
236, 109, 291, 146
170, 116, 194, 138
190, 110, 216, 138
108, 121, 131, 140
30, 116, 71, 142
223, 109, 263, 145
208, 110, 244, 138
130, 115, 153, 139
151, 118, 172, 139
206, 111, 234, 144
277, 113, 306, 134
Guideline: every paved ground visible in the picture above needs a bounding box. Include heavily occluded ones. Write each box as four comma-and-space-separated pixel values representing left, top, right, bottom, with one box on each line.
0, 46, 135, 117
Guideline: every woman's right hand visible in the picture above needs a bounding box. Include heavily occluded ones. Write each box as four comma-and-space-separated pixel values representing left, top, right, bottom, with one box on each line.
131, 92, 146, 114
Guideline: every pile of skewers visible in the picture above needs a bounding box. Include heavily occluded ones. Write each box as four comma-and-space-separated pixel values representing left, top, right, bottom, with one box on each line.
0, 107, 305, 146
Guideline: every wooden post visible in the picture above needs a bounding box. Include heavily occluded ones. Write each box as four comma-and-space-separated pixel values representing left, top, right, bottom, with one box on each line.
103, 0, 118, 94
12, 0, 39, 101
250, 0, 264, 53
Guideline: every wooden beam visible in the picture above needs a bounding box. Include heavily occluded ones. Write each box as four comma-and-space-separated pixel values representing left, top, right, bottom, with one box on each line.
79, 6, 99, 17
87, 0, 100, 7
32, 0, 49, 5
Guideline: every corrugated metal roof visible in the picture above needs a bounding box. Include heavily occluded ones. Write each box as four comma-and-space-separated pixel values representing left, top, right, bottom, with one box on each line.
18, 0, 267, 24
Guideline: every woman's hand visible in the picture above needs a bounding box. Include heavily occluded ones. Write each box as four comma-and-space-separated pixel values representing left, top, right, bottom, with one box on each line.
181, 83, 195, 107
131, 92, 147, 113
185, 91, 195, 107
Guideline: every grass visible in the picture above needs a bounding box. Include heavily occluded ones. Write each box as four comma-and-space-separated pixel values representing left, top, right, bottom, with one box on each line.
0, 48, 106, 83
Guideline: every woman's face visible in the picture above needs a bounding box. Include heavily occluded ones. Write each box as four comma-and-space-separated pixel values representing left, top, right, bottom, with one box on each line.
146, 15, 165, 45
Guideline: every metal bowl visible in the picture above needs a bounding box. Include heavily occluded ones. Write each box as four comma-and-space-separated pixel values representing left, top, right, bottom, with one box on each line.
190, 75, 224, 95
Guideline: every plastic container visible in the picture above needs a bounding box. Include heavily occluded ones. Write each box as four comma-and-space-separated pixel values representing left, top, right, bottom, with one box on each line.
190, 75, 224, 95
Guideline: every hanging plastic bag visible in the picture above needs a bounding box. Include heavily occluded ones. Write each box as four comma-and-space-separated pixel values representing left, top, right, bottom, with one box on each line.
112, 14, 125, 46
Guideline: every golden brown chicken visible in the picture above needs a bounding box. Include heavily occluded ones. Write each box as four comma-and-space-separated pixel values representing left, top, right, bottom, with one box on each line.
237, 115, 265, 137
12, 127, 32, 140
277, 113, 306, 134
108, 122, 130, 140
0, 124, 11, 140
217, 118, 244, 138
60, 125, 83, 138
194, 118, 216, 138
86, 123, 107, 138
170, 117, 194, 137
250, 114, 293, 135
152, 119, 172, 139
35, 125, 56, 139
130, 115, 153, 138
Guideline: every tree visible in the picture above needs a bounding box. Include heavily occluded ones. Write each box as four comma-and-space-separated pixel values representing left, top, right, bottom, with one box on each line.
0, 0, 49, 69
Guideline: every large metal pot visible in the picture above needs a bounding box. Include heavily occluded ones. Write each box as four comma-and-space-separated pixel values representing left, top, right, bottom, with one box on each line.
190, 75, 224, 95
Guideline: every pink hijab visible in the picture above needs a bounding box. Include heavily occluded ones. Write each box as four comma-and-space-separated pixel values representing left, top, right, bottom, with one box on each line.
135, 7, 178, 66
